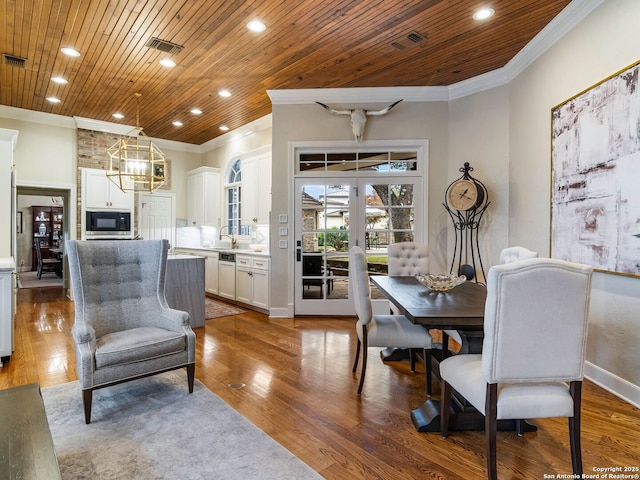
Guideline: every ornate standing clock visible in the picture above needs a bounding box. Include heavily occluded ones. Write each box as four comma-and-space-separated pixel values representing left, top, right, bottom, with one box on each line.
443, 163, 490, 282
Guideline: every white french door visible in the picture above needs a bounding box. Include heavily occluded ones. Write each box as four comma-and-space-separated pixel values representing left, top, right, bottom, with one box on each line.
294, 176, 423, 315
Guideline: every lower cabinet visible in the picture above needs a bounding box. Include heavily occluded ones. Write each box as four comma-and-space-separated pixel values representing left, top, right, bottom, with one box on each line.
218, 260, 236, 301
235, 255, 269, 310
204, 253, 218, 295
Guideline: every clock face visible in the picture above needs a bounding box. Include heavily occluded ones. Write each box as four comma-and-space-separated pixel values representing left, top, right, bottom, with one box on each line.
447, 179, 480, 211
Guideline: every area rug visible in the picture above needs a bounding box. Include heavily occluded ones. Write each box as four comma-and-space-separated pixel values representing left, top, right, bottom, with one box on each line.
17, 270, 63, 289
205, 298, 246, 319
41, 370, 323, 480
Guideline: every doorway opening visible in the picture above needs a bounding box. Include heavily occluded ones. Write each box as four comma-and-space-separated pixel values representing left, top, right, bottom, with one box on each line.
16, 186, 72, 293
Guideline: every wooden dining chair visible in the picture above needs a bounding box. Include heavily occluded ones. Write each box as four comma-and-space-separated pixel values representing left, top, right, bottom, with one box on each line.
439, 258, 593, 480
349, 246, 435, 395
35, 241, 61, 279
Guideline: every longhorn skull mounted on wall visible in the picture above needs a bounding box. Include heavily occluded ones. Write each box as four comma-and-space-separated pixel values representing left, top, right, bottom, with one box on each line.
315, 99, 403, 142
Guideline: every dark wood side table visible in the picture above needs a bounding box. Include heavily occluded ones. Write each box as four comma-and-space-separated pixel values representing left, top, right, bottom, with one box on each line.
0, 383, 61, 479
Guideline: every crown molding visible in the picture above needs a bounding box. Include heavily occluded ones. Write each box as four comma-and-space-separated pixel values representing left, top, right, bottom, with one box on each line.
267, 86, 449, 105
199, 113, 273, 153
268, 0, 604, 104
504, 0, 604, 82
0, 0, 604, 145
0, 105, 76, 129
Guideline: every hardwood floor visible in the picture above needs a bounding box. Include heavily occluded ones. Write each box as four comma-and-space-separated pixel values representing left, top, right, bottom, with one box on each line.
2, 286, 639, 479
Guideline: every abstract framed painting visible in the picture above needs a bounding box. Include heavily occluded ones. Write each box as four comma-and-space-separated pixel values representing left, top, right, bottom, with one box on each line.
551, 59, 640, 278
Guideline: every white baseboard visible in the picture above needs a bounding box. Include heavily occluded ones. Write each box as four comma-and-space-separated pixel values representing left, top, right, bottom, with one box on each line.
268, 305, 294, 318
585, 361, 640, 408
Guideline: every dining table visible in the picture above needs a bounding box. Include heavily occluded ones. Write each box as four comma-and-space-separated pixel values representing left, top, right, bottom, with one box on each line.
370, 275, 536, 434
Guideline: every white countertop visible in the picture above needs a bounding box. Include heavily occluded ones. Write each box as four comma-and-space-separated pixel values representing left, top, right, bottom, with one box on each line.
0, 257, 16, 272
173, 247, 270, 257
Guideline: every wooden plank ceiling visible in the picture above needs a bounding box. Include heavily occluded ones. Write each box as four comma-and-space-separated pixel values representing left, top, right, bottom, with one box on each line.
0, 0, 572, 145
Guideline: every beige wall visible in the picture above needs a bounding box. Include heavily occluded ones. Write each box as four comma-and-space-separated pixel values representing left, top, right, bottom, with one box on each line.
0, 129, 19, 258
0, 118, 76, 188
270, 101, 449, 315
509, 0, 640, 398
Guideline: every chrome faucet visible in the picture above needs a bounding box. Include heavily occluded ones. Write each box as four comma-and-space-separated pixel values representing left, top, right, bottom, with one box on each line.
219, 225, 238, 248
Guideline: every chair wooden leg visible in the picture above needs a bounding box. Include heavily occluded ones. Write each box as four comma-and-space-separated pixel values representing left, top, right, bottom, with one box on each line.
187, 363, 195, 393
83, 389, 93, 424
440, 380, 452, 438
357, 326, 368, 395
410, 348, 416, 372
352, 338, 361, 373
569, 381, 583, 476
486, 383, 498, 480
425, 348, 433, 397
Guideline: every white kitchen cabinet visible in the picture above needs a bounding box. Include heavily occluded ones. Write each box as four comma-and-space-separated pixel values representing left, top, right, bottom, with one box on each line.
186, 167, 220, 227
218, 258, 236, 300
241, 154, 271, 225
0, 258, 16, 366
82, 168, 134, 210
235, 255, 269, 310
204, 252, 219, 295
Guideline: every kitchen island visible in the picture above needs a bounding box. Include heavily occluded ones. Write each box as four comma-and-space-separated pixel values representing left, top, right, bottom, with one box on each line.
166, 254, 205, 327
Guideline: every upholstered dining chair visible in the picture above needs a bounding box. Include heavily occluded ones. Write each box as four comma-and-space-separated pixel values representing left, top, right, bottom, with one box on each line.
387, 242, 438, 395
499, 246, 538, 264
439, 258, 593, 480
67, 239, 196, 424
350, 246, 435, 395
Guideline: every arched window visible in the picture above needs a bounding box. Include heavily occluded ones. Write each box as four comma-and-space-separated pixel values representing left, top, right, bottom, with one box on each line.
225, 159, 248, 235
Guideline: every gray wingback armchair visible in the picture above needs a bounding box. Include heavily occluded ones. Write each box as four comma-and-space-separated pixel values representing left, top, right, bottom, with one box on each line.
67, 239, 196, 424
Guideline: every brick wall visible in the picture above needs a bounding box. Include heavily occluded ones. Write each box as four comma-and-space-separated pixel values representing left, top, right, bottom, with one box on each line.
76, 129, 130, 238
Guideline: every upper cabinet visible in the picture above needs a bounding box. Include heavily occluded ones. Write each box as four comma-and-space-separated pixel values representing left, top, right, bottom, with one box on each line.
82, 168, 134, 211
186, 167, 221, 227
242, 153, 271, 225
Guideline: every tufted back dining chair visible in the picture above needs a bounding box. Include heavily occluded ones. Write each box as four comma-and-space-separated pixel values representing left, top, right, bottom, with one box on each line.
499, 246, 539, 264
388, 242, 429, 276
349, 246, 435, 395
439, 258, 593, 479
67, 239, 196, 423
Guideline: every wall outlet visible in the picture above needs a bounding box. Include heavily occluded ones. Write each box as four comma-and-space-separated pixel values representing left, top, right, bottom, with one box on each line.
279, 239, 288, 248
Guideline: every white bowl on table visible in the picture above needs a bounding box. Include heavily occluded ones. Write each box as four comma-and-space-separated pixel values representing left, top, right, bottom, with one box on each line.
248, 244, 265, 252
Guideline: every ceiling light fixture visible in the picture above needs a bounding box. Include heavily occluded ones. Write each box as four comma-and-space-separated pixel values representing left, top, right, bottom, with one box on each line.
218, 89, 231, 98
219, 125, 229, 131
106, 93, 166, 193
172, 120, 183, 127
51, 76, 68, 84
246, 20, 266, 32
473, 7, 495, 21
46, 97, 61, 103
61, 47, 81, 57
112, 113, 124, 119
159, 58, 176, 67
190, 108, 202, 115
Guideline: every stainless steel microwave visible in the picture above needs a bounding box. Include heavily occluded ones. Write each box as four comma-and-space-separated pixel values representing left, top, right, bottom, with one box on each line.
86, 211, 131, 234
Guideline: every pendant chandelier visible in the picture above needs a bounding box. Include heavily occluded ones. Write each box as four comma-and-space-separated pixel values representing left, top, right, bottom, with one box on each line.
106, 93, 166, 193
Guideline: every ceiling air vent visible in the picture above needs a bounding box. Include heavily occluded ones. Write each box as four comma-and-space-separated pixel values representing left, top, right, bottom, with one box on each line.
2, 54, 28, 68
390, 31, 426, 50
145, 37, 184, 55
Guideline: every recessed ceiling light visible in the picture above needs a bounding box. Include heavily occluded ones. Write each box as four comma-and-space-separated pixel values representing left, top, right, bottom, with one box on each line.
172, 120, 183, 127
218, 89, 231, 98
159, 58, 176, 67
46, 97, 61, 103
473, 7, 495, 21
246, 20, 266, 32
51, 76, 68, 84
190, 108, 203, 115
112, 113, 124, 119
219, 125, 229, 131
61, 47, 80, 57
